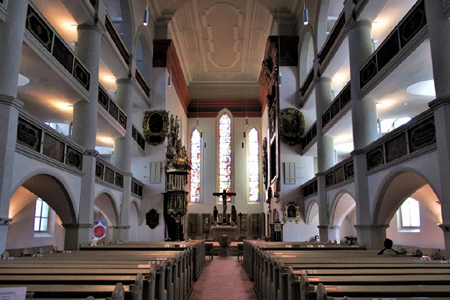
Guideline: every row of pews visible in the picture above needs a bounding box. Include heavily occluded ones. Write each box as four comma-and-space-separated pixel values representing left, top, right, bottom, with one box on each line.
0, 240, 205, 300
243, 240, 450, 300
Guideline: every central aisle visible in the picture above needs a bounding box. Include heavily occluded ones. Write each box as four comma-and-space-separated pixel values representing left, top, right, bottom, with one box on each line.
189, 256, 258, 300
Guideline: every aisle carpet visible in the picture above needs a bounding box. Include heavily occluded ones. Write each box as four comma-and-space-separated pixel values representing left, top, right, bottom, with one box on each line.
189, 256, 258, 300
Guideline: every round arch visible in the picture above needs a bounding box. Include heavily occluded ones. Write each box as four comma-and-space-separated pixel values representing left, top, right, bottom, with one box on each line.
373, 168, 440, 226
305, 200, 319, 224
135, 29, 152, 85
12, 172, 76, 224
94, 192, 119, 226
298, 29, 315, 86
315, 0, 330, 51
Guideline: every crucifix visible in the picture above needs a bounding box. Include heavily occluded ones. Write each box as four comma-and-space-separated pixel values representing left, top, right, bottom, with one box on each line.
213, 189, 236, 223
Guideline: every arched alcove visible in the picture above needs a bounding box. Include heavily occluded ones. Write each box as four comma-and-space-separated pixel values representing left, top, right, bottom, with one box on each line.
330, 192, 357, 243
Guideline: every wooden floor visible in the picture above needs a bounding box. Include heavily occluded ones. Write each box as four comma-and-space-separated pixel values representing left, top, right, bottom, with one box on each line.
189, 256, 258, 300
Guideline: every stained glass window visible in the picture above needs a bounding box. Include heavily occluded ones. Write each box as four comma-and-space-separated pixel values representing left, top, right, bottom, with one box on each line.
190, 129, 201, 202
248, 128, 260, 202
219, 113, 232, 201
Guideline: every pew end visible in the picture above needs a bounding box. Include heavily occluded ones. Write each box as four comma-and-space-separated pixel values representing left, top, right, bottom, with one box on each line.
300, 273, 315, 300
316, 283, 334, 300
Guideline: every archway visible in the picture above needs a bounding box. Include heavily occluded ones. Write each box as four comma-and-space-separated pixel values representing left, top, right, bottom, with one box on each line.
7, 174, 76, 251
375, 171, 444, 251
129, 200, 141, 241
330, 192, 356, 244
299, 31, 315, 86
94, 192, 119, 244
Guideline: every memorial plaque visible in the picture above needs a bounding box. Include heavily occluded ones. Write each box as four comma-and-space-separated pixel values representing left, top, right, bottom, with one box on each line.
26, 6, 54, 52
409, 117, 436, 153
334, 166, 345, 185
344, 161, 354, 180
95, 162, 104, 179
105, 167, 114, 184
360, 56, 377, 88
325, 172, 334, 187
202, 214, 211, 235
367, 146, 384, 170
386, 133, 407, 163
17, 118, 42, 152
42, 134, 64, 162
377, 31, 400, 71
73, 58, 90, 91
66, 147, 82, 170
399, 1, 426, 48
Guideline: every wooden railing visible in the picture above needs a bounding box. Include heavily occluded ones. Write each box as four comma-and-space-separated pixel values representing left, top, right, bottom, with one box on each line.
317, 10, 346, 64
135, 68, 150, 97
98, 85, 127, 130
105, 13, 130, 65
322, 82, 351, 129
95, 157, 125, 189
300, 68, 314, 97
324, 157, 354, 188
359, 0, 426, 89
25, 4, 91, 92
132, 125, 146, 152
365, 109, 435, 171
17, 113, 84, 171
302, 178, 318, 198
301, 122, 317, 151
131, 177, 144, 198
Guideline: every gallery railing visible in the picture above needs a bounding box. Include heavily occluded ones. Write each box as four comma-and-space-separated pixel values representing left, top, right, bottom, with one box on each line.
95, 157, 125, 189
302, 177, 318, 198
359, 0, 427, 90
365, 109, 435, 171
16, 112, 84, 172
98, 84, 127, 130
301, 122, 317, 152
135, 68, 151, 97
25, 4, 91, 92
324, 157, 354, 188
105, 13, 131, 65
317, 10, 346, 65
322, 82, 351, 130
131, 177, 144, 198
132, 125, 146, 152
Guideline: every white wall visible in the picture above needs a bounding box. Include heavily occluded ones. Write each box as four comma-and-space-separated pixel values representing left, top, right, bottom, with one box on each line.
386, 202, 445, 250
6, 201, 64, 250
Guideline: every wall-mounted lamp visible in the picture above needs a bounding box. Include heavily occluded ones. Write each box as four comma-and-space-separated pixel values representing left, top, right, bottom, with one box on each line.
303, 2, 309, 25
278, 74, 282, 86
143, 5, 149, 26
168, 75, 172, 87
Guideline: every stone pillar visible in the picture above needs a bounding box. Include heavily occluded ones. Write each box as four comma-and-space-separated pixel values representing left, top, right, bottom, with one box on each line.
66, 23, 102, 248
314, 77, 336, 242
354, 225, 388, 249
346, 18, 380, 249
113, 79, 133, 241
425, 0, 450, 258
0, 0, 28, 253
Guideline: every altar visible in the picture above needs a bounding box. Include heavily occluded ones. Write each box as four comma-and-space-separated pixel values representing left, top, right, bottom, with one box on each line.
210, 225, 238, 240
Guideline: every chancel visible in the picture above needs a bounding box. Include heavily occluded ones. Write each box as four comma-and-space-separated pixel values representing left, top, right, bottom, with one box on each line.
2, 0, 450, 298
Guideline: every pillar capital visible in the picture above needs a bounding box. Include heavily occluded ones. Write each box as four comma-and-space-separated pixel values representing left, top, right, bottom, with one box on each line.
429, 95, 450, 110
77, 23, 103, 35
346, 19, 372, 33
0, 94, 24, 110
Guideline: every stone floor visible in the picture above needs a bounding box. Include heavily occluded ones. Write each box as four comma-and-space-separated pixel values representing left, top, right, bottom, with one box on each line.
189, 256, 258, 300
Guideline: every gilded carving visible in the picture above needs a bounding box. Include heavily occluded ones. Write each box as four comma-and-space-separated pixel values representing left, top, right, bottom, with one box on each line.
279, 108, 305, 146
143, 110, 170, 146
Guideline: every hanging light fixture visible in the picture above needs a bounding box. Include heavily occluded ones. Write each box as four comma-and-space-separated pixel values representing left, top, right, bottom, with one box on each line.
277, 0, 282, 87
303, 1, 309, 25
143, 2, 149, 26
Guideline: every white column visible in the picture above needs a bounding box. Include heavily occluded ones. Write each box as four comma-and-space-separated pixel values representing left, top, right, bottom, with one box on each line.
113, 79, 133, 241
425, 0, 450, 258
315, 77, 336, 242
0, 0, 28, 253
65, 23, 102, 248
346, 18, 383, 249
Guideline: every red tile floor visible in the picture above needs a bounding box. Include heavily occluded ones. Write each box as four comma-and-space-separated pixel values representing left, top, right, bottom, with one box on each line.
189, 256, 258, 300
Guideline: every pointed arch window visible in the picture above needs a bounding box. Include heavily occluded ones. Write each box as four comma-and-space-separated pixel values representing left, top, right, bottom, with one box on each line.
190, 129, 201, 202
248, 128, 260, 202
219, 113, 232, 201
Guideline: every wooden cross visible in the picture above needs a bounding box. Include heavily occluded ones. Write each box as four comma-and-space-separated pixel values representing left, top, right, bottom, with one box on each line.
213, 189, 236, 223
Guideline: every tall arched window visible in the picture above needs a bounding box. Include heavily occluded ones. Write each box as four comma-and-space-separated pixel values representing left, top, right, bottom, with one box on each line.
219, 113, 232, 201
248, 128, 260, 202
190, 129, 201, 202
